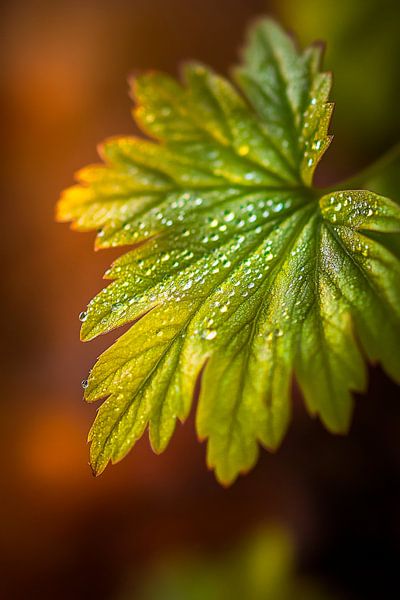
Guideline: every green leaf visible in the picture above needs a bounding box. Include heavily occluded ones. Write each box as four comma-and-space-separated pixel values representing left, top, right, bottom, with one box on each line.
58, 18, 400, 484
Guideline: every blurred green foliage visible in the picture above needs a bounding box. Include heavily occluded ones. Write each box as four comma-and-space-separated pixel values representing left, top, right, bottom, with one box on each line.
124, 526, 337, 600
281, 0, 400, 163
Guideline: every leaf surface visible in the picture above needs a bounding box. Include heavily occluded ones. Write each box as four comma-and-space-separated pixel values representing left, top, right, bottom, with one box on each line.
58, 19, 400, 484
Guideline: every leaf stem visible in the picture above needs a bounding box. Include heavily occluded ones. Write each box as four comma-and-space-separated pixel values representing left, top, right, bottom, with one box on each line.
321, 141, 400, 193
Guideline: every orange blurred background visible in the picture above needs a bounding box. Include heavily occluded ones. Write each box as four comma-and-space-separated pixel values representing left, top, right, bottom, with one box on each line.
1, 1, 400, 598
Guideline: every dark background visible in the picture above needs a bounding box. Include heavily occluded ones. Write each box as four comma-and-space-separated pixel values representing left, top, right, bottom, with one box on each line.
1, 0, 400, 598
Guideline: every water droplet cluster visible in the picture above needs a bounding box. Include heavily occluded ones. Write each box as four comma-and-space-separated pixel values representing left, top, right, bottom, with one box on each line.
78, 186, 308, 339
321, 191, 379, 230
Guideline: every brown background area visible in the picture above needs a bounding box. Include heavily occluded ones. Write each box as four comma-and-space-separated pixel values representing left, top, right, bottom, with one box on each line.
1, 0, 400, 598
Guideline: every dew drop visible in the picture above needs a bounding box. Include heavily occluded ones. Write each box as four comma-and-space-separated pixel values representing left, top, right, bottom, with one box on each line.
79, 311, 88, 322
202, 330, 217, 340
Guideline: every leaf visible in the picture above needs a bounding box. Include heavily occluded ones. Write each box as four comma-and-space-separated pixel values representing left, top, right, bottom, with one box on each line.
58, 18, 400, 484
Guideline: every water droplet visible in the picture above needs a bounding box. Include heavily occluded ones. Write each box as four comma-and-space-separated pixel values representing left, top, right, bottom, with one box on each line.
81, 379, 89, 389
224, 211, 235, 222
202, 330, 217, 340
244, 172, 257, 181
79, 311, 88, 322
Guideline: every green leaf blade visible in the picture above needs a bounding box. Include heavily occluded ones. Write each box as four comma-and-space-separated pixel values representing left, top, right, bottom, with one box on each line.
58, 17, 400, 484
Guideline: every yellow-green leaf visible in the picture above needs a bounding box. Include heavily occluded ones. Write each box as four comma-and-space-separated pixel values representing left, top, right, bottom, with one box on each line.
58, 18, 400, 484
